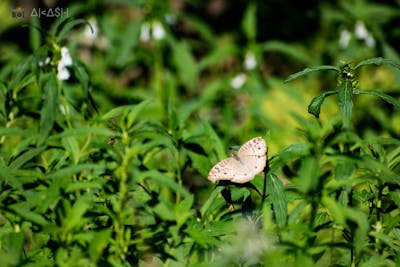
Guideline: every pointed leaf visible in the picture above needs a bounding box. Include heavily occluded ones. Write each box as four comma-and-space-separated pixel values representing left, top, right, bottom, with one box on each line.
355, 89, 400, 110
354, 57, 400, 70
242, 4, 257, 41
338, 80, 353, 129
267, 172, 287, 227
285, 65, 339, 82
172, 41, 198, 90
264, 41, 314, 65
308, 90, 337, 118
8, 146, 46, 170
39, 75, 58, 145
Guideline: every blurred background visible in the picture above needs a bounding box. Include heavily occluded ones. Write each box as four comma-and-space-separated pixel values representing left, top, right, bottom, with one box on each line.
1, 0, 400, 152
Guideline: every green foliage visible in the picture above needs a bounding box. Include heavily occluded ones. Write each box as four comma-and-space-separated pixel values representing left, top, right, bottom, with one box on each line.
1, 0, 400, 266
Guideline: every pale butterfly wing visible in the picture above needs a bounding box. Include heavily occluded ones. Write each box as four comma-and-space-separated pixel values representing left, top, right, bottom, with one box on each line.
237, 137, 267, 177
208, 137, 267, 184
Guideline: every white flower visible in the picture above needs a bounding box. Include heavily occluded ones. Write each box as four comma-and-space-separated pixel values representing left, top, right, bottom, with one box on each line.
365, 34, 375, 47
57, 64, 70, 80
152, 21, 165, 40
59, 103, 69, 115
354, 21, 375, 47
39, 57, 50, 67
355, 21, 369, 40
140, 22, 151, 42
60, 47, 72, 66
230, 73, 247, 89
140, 21, 166, 42
244, 52, 257, 70
57, 47, 73, 81
339, 29, 351, 49
164, 13, 177, 25
84, 18, 98, 40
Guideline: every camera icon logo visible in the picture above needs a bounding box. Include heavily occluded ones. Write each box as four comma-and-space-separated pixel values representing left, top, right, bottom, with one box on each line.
12, 6, 25, 19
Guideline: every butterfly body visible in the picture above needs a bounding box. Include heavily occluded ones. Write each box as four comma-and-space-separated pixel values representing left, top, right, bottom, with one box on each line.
208, 137, 267, 184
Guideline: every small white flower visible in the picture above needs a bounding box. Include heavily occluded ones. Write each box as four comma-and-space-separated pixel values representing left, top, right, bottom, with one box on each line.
140, 22, 151, 42
244, 52, 257, 70
165, 13, 177, 25
57, 47, 72, 81
60, 47, 72, 66
39, 57, 51, 67
230, 73, 247, 89
59, 103, 69, 115
339, 29, 351, 49
152, 21, 165, 40
57, 64, 70, 80
355, 21, 369, 40
84, 18, 98, 40
365, 34, 375, 47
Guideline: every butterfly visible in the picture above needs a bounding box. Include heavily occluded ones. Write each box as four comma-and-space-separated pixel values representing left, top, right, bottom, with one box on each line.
208, 137, 267, 184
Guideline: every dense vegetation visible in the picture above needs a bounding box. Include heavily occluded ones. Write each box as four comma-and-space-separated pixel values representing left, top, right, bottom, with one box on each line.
1, 1, 400, 266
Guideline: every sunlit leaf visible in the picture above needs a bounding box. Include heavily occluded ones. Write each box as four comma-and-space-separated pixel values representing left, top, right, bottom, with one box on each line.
242, 4, 257, 41
354, 57, 400, 70
285, 65, 339, 82
355, 89, 400, 110
337, 79, 353, 129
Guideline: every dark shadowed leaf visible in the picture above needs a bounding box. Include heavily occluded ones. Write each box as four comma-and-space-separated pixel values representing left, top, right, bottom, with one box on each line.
267, 172, 287, 227
39, 75, 58, 145
308, 90, 337, 118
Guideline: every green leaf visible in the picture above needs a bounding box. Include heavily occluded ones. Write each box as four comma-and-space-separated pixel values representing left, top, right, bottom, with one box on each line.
175, 195, 194, 228
307, 90, 337, 118
101, 99, 152, 128
167, 97, 179, 132
56, 18, 92, 42
354, 57, 400, 70
137, 170, 190, 198
187, 150, 212, 178
29, 16, 41, 50
9, 204, 49, 226
45, 164, 106, 180
66, 181, 103, 192
299, 157, 320, 193
39, 75, 58, 145
116, 20, 141, 66
0, 164, 22, 190
8, 146, 46, 170
9, 56, 35, 92
171, 40, 198, 90
242, 4, 257, 41
272, 143, 310, 170
153, 200, 175, 221
51, 127, 112, 139
285, 65, 339, 82
355, 89, 400, 110
62, 136, 80, 164
267, 172, 287, 227
72, 61, 90, 94
337, 79, 353, 129
88, 229, 112, 262
0, 232, 24, 265
264, 41, 314, 66
322, 196, 369, 254
200, 186, 224, 218
201, 119, 227, 160
63, 195, 91, 232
